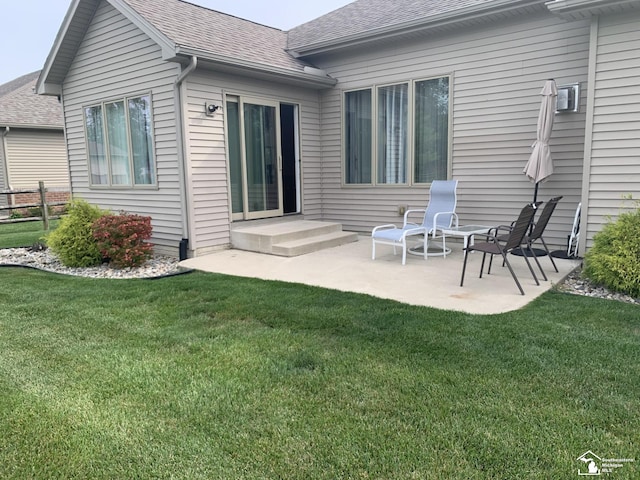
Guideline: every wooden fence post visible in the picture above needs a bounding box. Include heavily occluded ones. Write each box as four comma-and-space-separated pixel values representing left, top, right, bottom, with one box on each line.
39, 181, 50, 230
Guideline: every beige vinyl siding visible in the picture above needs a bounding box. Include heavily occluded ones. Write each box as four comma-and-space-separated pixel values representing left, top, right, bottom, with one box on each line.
0, 135, 7, 193
315, 11, 590, 249
0, 135, 7, 207
183, 70, 322, 254
4, 129, 69, 188
584, 11, 640, 248
61, 0, 183, 254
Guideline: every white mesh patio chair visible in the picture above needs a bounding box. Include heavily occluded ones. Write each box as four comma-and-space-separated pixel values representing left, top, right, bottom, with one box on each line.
371, 180, 459, 265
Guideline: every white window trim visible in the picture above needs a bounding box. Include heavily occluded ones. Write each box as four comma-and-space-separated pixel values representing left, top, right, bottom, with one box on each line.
342, 74, 453, 187
83, 92, 157, 189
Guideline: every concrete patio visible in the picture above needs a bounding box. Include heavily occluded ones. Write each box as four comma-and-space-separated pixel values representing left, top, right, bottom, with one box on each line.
180, 235, 581, 315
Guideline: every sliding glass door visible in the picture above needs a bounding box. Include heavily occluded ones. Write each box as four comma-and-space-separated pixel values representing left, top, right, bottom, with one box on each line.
227, 96, 283, 220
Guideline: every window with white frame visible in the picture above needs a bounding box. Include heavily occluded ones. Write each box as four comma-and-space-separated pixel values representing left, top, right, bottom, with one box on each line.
344, 89, 372, 184
344, 76, 450, 185
84, 94, 156, 187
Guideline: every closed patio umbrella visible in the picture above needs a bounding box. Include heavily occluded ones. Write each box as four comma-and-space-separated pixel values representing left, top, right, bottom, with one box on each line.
523, 79, 557, 203
515, 79, 558, 258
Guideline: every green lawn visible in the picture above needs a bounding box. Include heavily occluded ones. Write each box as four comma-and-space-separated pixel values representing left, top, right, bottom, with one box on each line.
0, 268, 637, 479
0, 219, 58, 248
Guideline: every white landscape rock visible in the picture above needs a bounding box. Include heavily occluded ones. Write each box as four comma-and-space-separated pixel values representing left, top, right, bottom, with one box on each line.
0, 247, 185, 279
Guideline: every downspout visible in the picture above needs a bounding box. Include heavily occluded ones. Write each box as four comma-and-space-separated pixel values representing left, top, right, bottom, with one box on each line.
1, 127, 11, 193
173, 56, 197, 260
58, 93, 73, 202
579, 17, 598, 255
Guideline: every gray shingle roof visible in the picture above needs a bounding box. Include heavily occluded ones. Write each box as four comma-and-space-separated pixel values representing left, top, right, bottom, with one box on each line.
0, 71, 63, 128
287, 0, 504, 51
122, 0, 314, 73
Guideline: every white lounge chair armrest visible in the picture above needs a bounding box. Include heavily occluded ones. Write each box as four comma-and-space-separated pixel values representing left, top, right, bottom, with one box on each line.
431, 211, 459, 231
371, 224, 398, 235
403, 209, 426, 226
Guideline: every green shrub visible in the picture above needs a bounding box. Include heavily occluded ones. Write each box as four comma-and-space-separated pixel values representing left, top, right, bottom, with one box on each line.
46, 199, 109, 267
583, 205, 640, 298
92, 213, 153, 268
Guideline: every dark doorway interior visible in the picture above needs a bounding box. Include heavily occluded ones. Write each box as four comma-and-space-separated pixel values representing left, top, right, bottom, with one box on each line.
280, 104, 297, 214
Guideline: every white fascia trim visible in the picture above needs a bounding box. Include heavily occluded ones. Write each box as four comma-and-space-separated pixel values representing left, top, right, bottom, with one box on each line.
108, 0, 176, 57
289, 0, 546, 57
38, 83, 63, 96
546, 0, 640, 14
36, 0, 85, 95
36, 0, 177, 95
175, 46, 338, 87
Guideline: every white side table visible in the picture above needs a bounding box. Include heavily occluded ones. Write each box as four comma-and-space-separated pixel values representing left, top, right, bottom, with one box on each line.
440, 225, 494, 250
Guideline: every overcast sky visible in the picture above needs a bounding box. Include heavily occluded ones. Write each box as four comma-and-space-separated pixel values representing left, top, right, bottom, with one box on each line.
0, 0, 353, 86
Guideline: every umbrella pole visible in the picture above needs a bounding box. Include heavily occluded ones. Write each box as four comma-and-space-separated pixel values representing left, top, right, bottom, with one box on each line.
513, 182, 548, 257
531, 182, 540, 234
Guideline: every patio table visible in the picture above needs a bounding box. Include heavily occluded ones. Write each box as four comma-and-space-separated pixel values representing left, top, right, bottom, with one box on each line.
440, 225, 494, 250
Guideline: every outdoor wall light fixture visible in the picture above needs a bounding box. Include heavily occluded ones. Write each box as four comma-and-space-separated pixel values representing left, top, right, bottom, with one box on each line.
205, 102, 220, 116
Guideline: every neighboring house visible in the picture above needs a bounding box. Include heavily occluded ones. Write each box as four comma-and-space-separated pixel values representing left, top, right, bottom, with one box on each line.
36, 0, 640, 258
0, 71, 69, 208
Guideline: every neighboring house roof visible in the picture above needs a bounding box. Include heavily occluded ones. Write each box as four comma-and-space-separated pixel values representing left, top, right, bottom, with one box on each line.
0, 71, 63, 129
38, 0, 336, 95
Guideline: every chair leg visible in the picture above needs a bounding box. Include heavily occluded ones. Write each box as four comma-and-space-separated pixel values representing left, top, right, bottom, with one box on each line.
528, 242, 548, 281
372, 239, 376, 260
540, 237, 559, 272
487, 253, 495, 275
401, 241, 407, 265
423, 235, 428, 261
479, 252, 488, 278
501, 252, 525, 295
460, 248, 470, 286
441, 232, 447, 258
519, 250, 540, 286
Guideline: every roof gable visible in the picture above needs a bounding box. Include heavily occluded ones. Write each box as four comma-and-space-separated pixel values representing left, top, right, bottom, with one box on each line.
38, 0, 334, 95
0, 72, 63, 128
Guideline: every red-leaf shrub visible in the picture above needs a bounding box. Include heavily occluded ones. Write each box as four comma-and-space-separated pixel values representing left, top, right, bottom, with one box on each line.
92, 213, 153, 268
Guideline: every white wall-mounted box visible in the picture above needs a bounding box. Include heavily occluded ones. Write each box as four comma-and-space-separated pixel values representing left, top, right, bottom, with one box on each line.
557, 83, 580, 113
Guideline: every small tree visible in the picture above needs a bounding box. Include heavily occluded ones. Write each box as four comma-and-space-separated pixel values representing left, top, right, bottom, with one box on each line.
583, 204, 640, 298
46, 199, 108, 267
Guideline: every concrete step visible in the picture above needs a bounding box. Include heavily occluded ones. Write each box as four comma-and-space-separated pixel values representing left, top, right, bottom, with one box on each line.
231, 220, 357, 256
272, 230, 359, 257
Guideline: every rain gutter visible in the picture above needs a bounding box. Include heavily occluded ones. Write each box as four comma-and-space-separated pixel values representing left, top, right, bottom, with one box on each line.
546, 0, 640, 17
175, 46, 336, 88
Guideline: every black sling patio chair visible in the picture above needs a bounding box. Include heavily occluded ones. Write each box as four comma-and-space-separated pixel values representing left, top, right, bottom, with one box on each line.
523, 195, 562, 279
499, 196, 563, 281
460, 202, 541, 295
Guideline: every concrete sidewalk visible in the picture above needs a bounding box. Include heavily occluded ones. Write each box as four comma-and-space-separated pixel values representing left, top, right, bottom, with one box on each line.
180, 236, 580, 315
